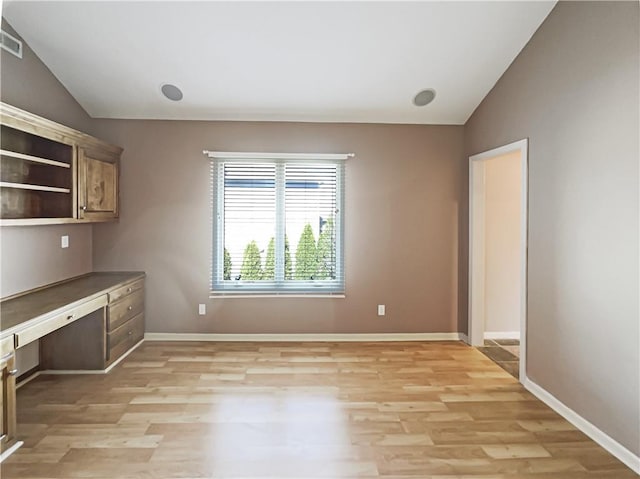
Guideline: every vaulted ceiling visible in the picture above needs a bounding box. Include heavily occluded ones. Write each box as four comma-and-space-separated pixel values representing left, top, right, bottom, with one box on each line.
3, 1, 556, 124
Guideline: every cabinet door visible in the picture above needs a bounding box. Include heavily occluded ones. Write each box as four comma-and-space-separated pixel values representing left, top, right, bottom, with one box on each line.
78, 147, 119, 220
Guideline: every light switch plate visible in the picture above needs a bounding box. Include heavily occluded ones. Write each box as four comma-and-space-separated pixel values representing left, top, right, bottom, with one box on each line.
198, 304, 206, 315
61, 235, 69, 248
377, 304, 385, 316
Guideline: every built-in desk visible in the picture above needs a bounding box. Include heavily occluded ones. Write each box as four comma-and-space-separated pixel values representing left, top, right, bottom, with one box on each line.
0, 271, 145, 460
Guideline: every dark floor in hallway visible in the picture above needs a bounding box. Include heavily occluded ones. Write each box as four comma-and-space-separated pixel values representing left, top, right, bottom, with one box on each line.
478, 339, 520, 379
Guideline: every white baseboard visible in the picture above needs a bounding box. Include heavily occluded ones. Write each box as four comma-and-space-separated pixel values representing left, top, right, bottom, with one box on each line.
30, 340, 144, 376
16, 371, 42, 389
0, 440, 23, 463
144, 332, 464, 342
39, 369, 110, 375
522, 376, 640, 475
484, 331, 520, 340
103, 339, 144, 372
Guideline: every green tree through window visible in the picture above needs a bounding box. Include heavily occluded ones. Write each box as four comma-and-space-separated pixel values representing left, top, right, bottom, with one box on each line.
284, 235, 292, 280
294, 224, 318, 280
316, 218, 335, 280
223, 248, 232, 280
263, 238, 276, 280
263, 236, 293, 280
240, 240, 263, 280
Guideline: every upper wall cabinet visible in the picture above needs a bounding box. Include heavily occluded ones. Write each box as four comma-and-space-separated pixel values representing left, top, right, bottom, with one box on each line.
78, 146, 119, 221
0, 102, 122, 225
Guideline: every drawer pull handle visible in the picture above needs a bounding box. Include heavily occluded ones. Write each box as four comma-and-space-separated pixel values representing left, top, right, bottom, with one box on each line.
127, 306, 133, 311
127, 287, 132, 293
67, 314, 75, 320
128, 331, 133, 336
8, 369, 18, 376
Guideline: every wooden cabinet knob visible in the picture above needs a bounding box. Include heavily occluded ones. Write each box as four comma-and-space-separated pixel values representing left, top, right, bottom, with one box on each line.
127, 287, 132, 293
80, 205, 87, 211
127, 306, 132, 311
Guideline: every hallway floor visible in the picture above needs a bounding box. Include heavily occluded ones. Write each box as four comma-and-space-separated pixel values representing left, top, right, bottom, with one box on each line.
478, 339, 520, 379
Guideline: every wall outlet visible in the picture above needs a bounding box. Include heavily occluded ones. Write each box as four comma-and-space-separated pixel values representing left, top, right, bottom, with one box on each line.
377, 304, 385, 316
61, 235, 69, 248
198, 304, 206, 315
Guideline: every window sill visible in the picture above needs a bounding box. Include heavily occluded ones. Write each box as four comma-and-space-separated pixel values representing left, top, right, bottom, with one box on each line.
209, 293, 345, 299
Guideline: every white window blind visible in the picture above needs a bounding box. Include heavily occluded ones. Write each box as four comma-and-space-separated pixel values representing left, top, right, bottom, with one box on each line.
207, 152, 348, 294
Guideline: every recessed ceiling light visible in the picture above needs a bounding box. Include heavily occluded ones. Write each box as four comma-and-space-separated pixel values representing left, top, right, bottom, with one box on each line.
413, 89, 436, 107
161, 83, 183, 101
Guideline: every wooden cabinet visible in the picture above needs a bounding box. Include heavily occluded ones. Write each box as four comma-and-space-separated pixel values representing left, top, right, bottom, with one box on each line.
78, 146, 119, 221
0, 102, 122, 225
0, 336, 17, 457
106, 280, 145, 366
108, 288, 144, 332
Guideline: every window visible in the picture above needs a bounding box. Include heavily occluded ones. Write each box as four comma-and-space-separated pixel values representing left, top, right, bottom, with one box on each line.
207, 152, 348, 295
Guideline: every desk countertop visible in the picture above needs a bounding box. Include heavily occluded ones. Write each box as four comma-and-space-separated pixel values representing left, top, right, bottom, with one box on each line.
0, 272, 145, 338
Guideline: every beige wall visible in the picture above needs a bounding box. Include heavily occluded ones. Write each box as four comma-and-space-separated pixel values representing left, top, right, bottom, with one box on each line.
0, 21, 97, 135
0, 224, 92, 298
91, 119, 464, 334
464, 1, 639, 455
484, 152, 521, 334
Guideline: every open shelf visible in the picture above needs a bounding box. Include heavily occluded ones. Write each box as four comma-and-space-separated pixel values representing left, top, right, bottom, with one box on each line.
1, 155, 72, 191
1, 188, 73, 219
1, 125, 72, 166
1, 120, 74, 220
0, 149, 71, 169
0, 182, 71, 194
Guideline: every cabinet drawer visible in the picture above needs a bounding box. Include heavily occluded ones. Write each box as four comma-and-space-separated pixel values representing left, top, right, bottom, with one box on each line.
107, 289, 144, 332
15, 295, 107, 348
107, 313, 144, 362
109, 279, 144, 303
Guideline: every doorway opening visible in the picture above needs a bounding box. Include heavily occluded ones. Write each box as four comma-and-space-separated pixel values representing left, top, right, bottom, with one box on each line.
468, 139, 528, 381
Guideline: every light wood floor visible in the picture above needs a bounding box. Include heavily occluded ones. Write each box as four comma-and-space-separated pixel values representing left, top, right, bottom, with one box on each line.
2, 341, 636, 478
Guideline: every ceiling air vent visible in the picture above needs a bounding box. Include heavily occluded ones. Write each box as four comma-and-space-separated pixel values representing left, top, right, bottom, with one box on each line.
1, 30, 23, 59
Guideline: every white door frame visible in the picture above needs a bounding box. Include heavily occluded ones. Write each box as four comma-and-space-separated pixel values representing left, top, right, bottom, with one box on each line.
468, 138, 528, 381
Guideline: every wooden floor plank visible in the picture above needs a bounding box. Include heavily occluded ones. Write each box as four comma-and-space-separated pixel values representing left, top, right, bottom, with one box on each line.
1, 341, 635, 478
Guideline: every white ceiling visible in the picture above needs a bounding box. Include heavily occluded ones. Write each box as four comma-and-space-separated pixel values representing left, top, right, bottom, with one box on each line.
3, 1, 556, 125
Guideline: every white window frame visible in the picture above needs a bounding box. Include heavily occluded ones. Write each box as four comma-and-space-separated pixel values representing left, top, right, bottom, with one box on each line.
205, 151, 351, 296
